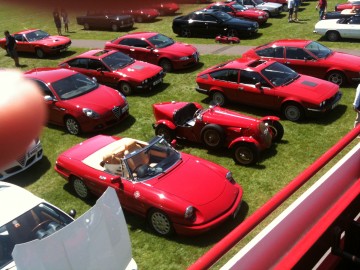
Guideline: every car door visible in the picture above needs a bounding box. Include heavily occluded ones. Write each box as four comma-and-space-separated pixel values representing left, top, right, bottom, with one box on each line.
14, 34, 29, 53
209, 68, 242, 101
126, 38, 158, 64
188, 12, 207, 36
87, 59, 117, 87
203, 14, 221, 36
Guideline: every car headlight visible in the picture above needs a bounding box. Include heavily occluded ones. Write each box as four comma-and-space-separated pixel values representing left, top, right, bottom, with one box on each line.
184, 206, 195, 220
179, 56, 189, 61
83, 108, 100, 119
142, 79, 148, 85
319, 101, 326, 107
226, 171, 235, 183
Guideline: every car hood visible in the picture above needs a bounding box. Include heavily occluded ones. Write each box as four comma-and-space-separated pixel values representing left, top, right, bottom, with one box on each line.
115, 61, 162, 80
325, 52, 360, 69
33, 35, 71, 45
157, 42, 197, 56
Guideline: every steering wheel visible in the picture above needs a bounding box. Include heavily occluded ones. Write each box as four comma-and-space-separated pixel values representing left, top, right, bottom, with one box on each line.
135, 164, 150, 178
32, 220, 52, 232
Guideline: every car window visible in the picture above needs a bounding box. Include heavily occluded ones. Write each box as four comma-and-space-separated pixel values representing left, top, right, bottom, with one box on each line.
32, 79, 53, 97
240, 70, 270, 87
256, 47, 284, 58
305, 41, 331, 58
102, 51, 134, 70
14, 34, 25, 42
285, 47, 312, 60
210, 69, 239, 83
148, 34, 174, 48
88, 59, 107, 71
119, 38, 147, 48
25, 30, 50, 42
204, 14, 218, 22
190, 12, 204, 20
67, 58, 88, 69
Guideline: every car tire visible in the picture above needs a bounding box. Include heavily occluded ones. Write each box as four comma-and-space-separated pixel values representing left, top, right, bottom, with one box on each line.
111, 24, 119, 31
35, 48, 45, 58
148, 209, 174, 236
72, 177, 91, 199
118, 82, 133, 96
159, 58, 173, 72
201, 124, 225, 149
264, 120, 284, 142
326, 31, 340, 42
136, 16, 143, 23
282, 102, 304, 122
326, 70, 346, 86
65, 116, 81, 135
180, 27, 191, 37
155, 124, 175, 142
232, 142, 259, 166
212, 91, 226, 106
227, 29, 238, 37
84, 23, 90, 30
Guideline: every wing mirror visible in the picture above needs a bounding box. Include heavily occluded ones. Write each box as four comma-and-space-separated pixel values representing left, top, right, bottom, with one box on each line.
44, 95, 56, 102
255, 82, 262, 89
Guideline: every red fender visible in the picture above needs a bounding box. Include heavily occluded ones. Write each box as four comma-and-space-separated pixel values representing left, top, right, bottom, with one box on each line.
260, 115, 280, 122
154, 120, 176, 130
228, 136, 260, 149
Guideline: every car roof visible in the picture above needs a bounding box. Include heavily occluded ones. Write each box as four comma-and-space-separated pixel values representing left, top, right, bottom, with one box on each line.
215, 58, 273, 71
13, 29, 39, 35
257, 39, 312, 49
118, 32, 158, 39
75, 49, 118, 59
0, 182, 44, 226
24, 67, 77, 82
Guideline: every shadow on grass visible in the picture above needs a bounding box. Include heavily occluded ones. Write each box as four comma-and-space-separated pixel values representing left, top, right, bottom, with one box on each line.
14, 50, 77, 60
171, 62, 204, 74
62, 182, 97, 207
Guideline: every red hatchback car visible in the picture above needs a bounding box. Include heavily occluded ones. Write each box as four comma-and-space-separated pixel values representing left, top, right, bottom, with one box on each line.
205, 1, 269, 25
24, 68, 129, 135
120, 8, 160, 22
105, 32, 200, 72
0, 29, 71, 58
196, 58, 342, 122
242, 39, 360, 86
55, 135, 243, 236
153, 101, 283, 165
59, 49, 165, 96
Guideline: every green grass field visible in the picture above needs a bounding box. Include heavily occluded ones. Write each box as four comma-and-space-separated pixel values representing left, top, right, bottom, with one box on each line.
1, 1, 359, 269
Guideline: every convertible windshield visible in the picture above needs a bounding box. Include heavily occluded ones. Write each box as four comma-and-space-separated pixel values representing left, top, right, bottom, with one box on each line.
0, 203, 73, 269
148, 34, 174, 48
305, 41, 332, 59
52, 73, 99, 100
124, 137, 180, 181
102, 51, 134, 70
261, 62, 299, 86
25, 30, 50, 42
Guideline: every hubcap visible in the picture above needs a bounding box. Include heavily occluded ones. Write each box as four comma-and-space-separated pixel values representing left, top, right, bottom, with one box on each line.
151, 212, 171, 235
73, 179, 88, 198
204, 130, 220, 147
66, 118, 79, 134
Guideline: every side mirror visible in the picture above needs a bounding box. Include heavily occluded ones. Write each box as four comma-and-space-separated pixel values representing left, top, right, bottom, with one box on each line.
146, 46, 154, 51
68, 209, 77, 218
44, 95, 56, 102
92, 77, 97, 82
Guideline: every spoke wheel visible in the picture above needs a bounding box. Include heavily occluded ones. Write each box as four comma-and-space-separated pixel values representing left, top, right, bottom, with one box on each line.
212, 91, 226, 106
36, 48, 45, 58
65, 116, 81, 135
72, 177, 90, 199
180, 27, 191, 37
282, 103, 304, 122
326, 71, 346, 86
159, 59, 173, 72
148, 209, 174, 236
119, 82, 133, 96
232, 143, 258, 166
155, 125, 174, 142
264, 120, 284, 142
201, 125, 225, 149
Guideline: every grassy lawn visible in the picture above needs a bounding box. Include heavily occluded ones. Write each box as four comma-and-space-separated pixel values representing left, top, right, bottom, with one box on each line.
1, 1, 359, 269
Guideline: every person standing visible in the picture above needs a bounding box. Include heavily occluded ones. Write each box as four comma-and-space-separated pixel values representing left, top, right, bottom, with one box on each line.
316, 0, 327, 20
354, 83, 360, 128
61, 8, 69, 33
4, 31, 20, 67
53, 8, 62, 35
294, 0, 300, 22
288, 0, 295, 22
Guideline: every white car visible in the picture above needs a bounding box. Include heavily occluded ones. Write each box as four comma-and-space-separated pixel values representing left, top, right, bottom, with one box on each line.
0, 183, 137, 270
0, 138, 42, 180
313, 14, 360, 41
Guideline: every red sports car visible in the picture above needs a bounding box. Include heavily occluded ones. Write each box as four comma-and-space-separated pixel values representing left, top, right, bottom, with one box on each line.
59, 49, 165, 96
55, 135, 243, 236
153, 101, 283, 165
242, 39, 360, 86
120, 8, 160, 22
104, 32, 200, 72
196, 58, 342, 122
0, 29, 71, 58
151, 2, 180, 15
205, 1, 269, 24
24, 68, 129, 135
335, 1, 360, 11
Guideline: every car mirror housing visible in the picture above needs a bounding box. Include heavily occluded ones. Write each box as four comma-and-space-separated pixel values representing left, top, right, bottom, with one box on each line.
44, 95, 56, 102
255, 82, 262, 89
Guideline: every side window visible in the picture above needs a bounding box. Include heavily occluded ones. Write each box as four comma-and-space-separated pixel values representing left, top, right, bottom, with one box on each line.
88, 59, 107, 71
210, 69, 239, 83
67, 58, 88, 69
257, 47, 284, 58
119, 38, 148, 48
285, 47, 311, 60
33, 80, 53, 97
240, 70, 270, 87
210, 5, 221, 11
14, 34, 24, 42
223, 6, 233, 12
190, 13, 204, 20
204, 14, 217, 22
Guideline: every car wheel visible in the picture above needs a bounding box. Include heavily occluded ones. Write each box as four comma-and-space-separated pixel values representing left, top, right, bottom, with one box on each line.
201, 124, 225, 149
264, 120, 284, 142
35, 48, 45, 58
326, 71, 346, 86
111, 24, 119, 31
65, 116, 81, 135
227, 29, 238, 37
159, 58, 173, 72
84, 23, 90, 30
212, 91, 226, 106
148, 209, 174, 236
326, 31, 340, 42
119, 82, 133, 96
136, 16, 143, 23
180, 27, 191, 37
282, 102, 304, 122
155, 124, 174, 142
232, 142, 259, 166
72, 177, 91, 199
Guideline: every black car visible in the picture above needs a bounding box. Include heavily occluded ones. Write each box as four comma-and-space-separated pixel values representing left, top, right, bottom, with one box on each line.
172, 10, 259, 38
323, 9, 360, 20
76, 11, 134, 31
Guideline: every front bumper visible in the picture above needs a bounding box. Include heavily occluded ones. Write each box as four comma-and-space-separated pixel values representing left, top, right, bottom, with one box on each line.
306, 91, 342, 113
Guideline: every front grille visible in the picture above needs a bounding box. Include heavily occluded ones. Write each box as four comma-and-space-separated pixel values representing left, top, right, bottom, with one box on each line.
112, 106, 122, 119
17, 155, 26, 166
25, 155, 36, 167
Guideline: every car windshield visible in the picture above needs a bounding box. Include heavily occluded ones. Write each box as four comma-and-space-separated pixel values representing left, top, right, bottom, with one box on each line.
148, 34, 175, 48
0, 203, 73, 269
51, 73, 99, 100
305, 41, 332, 59
232, 3, 248, 10
25, 30, 50, 41
124, 137, 181, 182
213, 11, 233, 21
102, 51, 135, 70
253, 0, 265, 4
261, 62, 300, 86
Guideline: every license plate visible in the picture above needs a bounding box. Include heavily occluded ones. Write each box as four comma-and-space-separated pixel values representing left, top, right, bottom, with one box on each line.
153, 78, 162, 86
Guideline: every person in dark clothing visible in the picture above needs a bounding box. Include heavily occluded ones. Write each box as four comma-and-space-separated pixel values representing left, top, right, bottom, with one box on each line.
53, 8, 62, 35
316, 0, 327, 20
4, 31, 20, 67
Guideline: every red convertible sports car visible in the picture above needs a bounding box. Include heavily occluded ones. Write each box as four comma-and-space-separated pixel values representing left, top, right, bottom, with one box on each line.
335, 1, 360, 11
196, 58, 342, 122
24, 68, 129, 135
59, 49, 165, 96
104, 32, 200, 72
55, 135, 243, 236
120, 8, 160, 22
153, 101, 283, 165
0, 29, 71, 58
242, 39, 360, 86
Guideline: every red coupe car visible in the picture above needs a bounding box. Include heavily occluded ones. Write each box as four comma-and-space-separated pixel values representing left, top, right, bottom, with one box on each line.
120, 8, 160, 22
0, 29, 71, 58
196, 58, 342, 122
151, 2, 180, 15
55, 135, 243, 236
24, 68, 129, 135
153, 101, 283, 165
104, 32, 200, 72
205, 1, 269, 24
59, 49, 165, 96
335, 1, 360, 11
242, 39, 360, 86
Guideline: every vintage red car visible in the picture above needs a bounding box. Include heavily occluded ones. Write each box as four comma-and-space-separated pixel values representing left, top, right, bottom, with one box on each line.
205, 1, 269, 24
196, 58, 342, 122
59, 49, 165, 96
0, 29, 71, 58
150, 2, 180, 15
215, 35, 241, 44
153, 101, 283, 165
55, 135, 243, 236
335, 1, 360, 11
120, 8, 160, 22
24, 68, 129, 135
104, 32, 200, 72
242, 39, 360, 86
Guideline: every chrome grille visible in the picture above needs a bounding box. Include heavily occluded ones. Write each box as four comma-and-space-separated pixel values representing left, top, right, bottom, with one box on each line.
17, 154, 26, 166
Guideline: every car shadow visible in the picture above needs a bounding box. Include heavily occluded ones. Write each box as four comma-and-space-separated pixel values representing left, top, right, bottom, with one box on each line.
136, 82, 170, 97
15, 50, 76, 60
171, 62, 204, 74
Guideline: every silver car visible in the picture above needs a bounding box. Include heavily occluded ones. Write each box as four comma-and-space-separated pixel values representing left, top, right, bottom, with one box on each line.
233, 0, 283, 17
